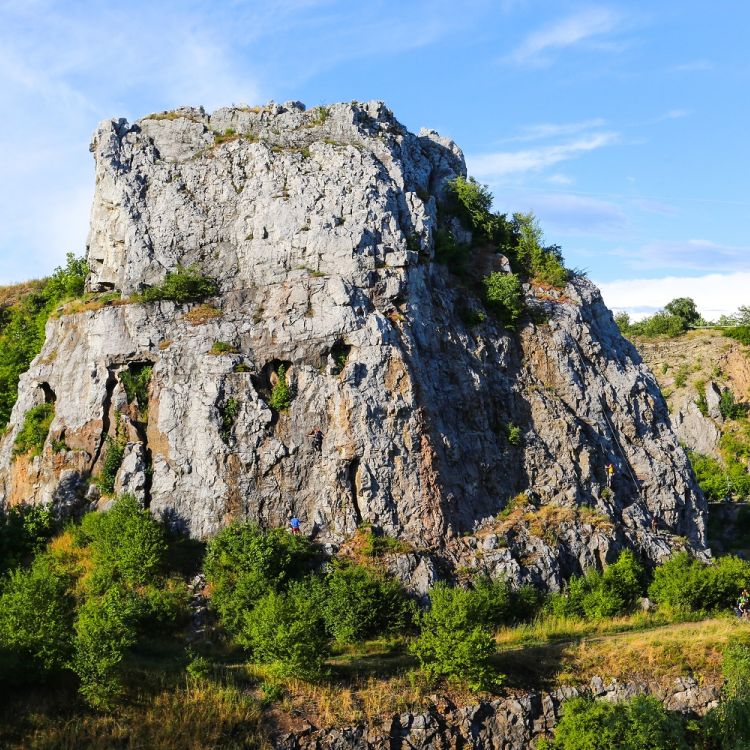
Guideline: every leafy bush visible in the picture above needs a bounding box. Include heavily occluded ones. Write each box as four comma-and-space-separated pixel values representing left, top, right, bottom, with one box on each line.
688, 451, 728, 501
321, 562, 412, 644
507, 423, 522, 446
120, 364, 153, 411
219, 396, 240, 444
13, 402, 54, 457
433, 228, 470, 270
483, 272, 523, 327
72, 585, 143, 708
0, 503, 57, 575
719, 389, 744, 420
725, 325, 750, 346
0, 551, 76, 680
446, 177, 513, 248
204, 522, 314, 635
539, 694, 689, 749
648, 552, 750, 612
138, 265, 218, 304
629, 312, 686, 339
548, 550, 644, 620
269, 365, 293, 411
0, 253, 88, 428
411, 582, 501, 691
239, 580, 329, 680
702, 640, 750, 748
210, 341, 238, 355
96, 432, 126, 495
664, 297, 701, 328
78, 495, 167, 590
511, 212, 568, 288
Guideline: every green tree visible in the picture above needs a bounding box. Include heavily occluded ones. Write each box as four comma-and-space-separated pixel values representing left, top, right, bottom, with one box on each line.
78, 495, 167, 590
12, 402, 54, 457
0, 551, 76, 680
0, 503, 57, 575
204, 522, 314, 635
72, 585, 143, 708
511, 212, 568, 287
240, 580, 329, 680
411, 582, 501, 691
483, 272, 523, 327
664, 297, 701, 328
321, 562, 412, 644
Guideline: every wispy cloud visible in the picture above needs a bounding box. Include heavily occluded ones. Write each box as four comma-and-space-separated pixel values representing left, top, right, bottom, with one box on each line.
507, 7, 623, 66
671, 60, 714, 73
597, 272, 750, 321
468, 131, 617, 179
497, 118, 607, 144
611, 238, 750, 272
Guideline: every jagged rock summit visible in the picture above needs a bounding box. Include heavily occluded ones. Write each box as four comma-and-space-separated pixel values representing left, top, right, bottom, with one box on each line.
0, 100, 707, 589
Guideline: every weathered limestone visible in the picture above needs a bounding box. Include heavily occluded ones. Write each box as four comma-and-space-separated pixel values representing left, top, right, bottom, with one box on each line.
0, 100, 708, 587
273, 676, 721, 749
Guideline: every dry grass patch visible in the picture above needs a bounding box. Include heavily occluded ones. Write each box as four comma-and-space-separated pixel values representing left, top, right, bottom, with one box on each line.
1, 679, 269, 750
52, 294, 129, 318
555, 617, 743, 685
184, 304, 223, 325
0, 279, 46, 309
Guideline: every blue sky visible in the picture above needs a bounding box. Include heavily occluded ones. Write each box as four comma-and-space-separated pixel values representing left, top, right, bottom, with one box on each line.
1, 0, 748, 318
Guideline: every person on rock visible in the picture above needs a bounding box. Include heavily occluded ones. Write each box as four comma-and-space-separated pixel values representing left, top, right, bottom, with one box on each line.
289, 515, 300, 535
308, 429, 323, 452
605, 463, 614, 488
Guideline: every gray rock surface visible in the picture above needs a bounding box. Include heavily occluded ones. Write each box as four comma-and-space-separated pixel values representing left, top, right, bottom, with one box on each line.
273, 677, 720, 749
0, 100, 708, 587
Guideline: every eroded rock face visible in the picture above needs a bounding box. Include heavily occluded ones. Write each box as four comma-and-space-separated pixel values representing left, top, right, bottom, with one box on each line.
0, 100, 708, 587
273, 677, 720, 750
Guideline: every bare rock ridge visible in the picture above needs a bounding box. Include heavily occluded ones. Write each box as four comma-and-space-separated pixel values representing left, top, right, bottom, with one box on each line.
0, 100, 707, 588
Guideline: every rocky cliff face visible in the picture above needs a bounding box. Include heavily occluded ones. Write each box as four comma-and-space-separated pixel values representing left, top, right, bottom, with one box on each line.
0, 100, 707, 588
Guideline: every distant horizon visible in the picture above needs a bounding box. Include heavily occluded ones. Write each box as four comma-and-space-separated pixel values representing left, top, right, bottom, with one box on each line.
1, 1, 747, 318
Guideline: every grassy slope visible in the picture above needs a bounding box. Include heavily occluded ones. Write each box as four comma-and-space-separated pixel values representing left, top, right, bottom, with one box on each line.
3, 613, 738, 748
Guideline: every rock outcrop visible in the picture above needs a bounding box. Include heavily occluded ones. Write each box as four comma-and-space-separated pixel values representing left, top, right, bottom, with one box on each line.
0, 100, 708, 587
274, 676, 720, 749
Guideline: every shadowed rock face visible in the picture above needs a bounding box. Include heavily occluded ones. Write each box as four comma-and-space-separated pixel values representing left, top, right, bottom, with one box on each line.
0, 100, 707, 589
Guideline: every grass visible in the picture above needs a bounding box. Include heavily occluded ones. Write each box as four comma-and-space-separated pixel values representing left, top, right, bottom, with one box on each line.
53, 293, 129, 318
184, 304, 222, 326
0, 675, 270, 750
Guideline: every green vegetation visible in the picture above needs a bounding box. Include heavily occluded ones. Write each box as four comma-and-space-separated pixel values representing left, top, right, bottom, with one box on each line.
0, 253, 87, 428
209, 340, 239, 355
269, 364, 293, 411
507, 422, 523, 446
539, 694, 689, 749
648, 552, 750, 612
219, 396, 240, 444
547, 550, 644, 620
96, 422, 126, 495
12, 402, 54, 457
0, 503, 56, 577
512, 211, 568, 287
119, 363, 153, 412
483, 272, 523, 327
2, 498, 750, 744
0, 497, 186, 710
725, 325, 750, 346
411, 582, 500, 691
321, 561, 413, 644
137, 264, 218, 304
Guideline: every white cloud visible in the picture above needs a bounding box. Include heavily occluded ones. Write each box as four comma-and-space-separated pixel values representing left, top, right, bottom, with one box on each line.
467, 132, 617, 179
498, 118, 607, 143
508, 7, 622, 65
596, 272, 750, 321
547, 173, 574, 185
612, 238, 750, 272
671, 60, 714, 73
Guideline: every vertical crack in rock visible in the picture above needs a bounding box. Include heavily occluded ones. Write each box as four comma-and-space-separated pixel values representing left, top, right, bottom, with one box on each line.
348, 457, 363, 526
90, 365, 118, 472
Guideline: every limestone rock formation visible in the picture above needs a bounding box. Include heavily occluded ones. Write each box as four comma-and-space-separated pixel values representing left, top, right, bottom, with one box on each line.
0, 100, 708, 588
